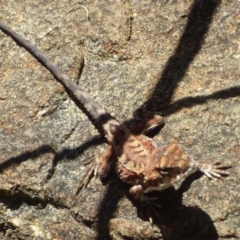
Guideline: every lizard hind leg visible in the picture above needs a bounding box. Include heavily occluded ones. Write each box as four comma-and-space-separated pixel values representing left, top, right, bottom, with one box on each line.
75, 146, 115, 196
196, 160, 231, 179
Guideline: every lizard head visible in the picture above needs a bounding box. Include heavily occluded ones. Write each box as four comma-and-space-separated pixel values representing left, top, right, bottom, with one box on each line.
142, 114, 164, 133
131, 110, 164, 134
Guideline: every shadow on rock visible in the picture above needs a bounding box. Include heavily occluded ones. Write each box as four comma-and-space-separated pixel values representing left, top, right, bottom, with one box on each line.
95, 173, 126, 240
134, 172, 219, 240
139, 0, 222, 115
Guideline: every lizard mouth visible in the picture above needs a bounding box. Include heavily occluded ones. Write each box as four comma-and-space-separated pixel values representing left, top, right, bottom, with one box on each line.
143, 123, 163, 133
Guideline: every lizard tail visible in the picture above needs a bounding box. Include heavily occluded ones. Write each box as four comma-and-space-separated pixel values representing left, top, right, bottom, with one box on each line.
0, 23, 118, 142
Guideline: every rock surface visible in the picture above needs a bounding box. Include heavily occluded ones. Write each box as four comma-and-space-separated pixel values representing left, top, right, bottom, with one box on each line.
0, 0, 239, 239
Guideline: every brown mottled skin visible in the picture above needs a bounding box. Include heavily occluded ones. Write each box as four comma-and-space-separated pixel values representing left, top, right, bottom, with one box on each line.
0, 23, 230, 201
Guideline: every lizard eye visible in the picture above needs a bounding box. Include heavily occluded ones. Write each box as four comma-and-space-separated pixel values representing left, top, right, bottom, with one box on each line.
109, 124, 119, 135
160, 170, 169, 175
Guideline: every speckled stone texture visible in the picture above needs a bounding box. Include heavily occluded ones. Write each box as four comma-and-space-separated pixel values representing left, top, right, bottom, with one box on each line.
0, 0, 239, 239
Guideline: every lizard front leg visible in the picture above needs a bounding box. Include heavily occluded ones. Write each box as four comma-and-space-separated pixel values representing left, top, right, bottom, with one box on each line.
129, 185, 145, 201
129, 185, 160, 203
129, 185, 161, 223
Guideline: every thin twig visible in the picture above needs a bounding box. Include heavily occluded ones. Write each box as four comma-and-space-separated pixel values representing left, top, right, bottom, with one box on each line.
67, 4, 90, 21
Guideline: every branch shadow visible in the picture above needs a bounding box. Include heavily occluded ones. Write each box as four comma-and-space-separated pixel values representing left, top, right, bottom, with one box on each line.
160, 85, 240, 116
139, 0, 222, 113
95, 0, 225, 239
0, 135, 105, 182
95, 173, 126, 240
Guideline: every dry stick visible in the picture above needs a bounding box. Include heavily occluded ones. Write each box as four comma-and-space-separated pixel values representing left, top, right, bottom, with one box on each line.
0, 22, 118, 142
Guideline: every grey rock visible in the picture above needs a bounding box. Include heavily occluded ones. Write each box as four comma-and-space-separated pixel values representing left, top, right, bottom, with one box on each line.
0, 0, 239, 239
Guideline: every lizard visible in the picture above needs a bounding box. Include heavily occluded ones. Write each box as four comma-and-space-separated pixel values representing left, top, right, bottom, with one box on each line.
0, 23, 230, 204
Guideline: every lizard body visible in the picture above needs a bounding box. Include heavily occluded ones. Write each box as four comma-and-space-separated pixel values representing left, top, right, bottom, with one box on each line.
0, 23, 230, 203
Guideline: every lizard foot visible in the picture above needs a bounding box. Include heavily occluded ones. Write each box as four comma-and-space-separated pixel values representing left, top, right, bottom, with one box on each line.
75, 158, 97, 196
139, 197, 163, 223
198, 161, 231, 179
130, 185, 162, 223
